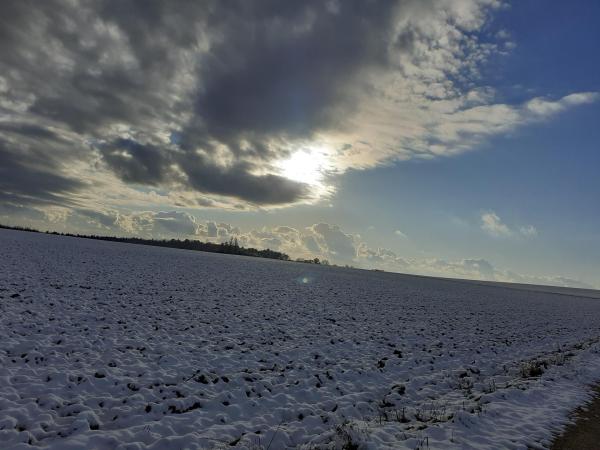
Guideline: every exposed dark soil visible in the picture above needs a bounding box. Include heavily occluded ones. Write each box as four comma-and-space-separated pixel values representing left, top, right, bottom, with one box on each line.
551, 386, 600, 450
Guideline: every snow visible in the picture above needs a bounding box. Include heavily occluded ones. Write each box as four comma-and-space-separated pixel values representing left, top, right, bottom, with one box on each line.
1, 228, 600, 449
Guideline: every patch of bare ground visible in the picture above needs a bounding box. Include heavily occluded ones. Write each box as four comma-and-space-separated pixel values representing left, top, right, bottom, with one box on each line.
551, 385, 600, 450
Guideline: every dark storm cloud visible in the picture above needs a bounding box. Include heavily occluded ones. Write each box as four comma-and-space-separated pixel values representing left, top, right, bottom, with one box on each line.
99, 138, 310, 203
194, 1, 394, 141
0, 157, 82, 207
0, 0, 401, 206
180, 153, 311, 204
99, 139, 173, 186
0, 128, 85, 208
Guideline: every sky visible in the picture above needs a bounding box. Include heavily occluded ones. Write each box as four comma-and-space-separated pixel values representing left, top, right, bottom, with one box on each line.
1, 0, 599, 288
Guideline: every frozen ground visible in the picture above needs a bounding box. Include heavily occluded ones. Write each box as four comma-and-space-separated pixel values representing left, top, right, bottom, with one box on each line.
1, 228, 600, 450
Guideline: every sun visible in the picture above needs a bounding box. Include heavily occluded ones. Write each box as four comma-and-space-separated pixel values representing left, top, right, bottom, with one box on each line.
278, 147, 329, 186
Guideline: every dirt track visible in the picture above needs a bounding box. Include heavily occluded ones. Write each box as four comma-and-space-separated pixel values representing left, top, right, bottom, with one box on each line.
551, 386, 600, 450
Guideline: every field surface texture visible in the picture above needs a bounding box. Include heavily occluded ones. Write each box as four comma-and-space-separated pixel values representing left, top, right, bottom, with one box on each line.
1, 229, 600, 449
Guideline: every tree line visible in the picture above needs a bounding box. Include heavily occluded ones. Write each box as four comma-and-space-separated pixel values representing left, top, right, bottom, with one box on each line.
0, 224, 290, 261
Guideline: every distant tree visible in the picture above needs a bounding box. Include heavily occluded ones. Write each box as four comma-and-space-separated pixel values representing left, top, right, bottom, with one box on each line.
0, 223, 290, 261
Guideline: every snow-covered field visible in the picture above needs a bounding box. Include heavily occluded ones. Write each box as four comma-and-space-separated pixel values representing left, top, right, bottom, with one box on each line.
1, 228, 600, 450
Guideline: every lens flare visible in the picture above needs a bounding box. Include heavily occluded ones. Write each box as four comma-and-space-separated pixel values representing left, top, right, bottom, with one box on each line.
296, 275, 313, 285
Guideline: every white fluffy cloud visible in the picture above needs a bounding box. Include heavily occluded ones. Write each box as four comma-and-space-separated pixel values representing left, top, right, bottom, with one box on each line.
481, 212, 512, 237
332, 92, 599, 172
525, 92, 599, 117
2, 205, 592, 289
481, 211, 537, 238
394, 229, 408, 239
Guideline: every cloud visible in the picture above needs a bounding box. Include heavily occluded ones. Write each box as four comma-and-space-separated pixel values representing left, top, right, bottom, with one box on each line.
309, 223, 358, 262
0, 203, 46, 224
525, 92, 599, 117
3, 206, 593, 289
340, 92, 598, 169
301, 234, 322, 254
480, 211, 537, 238
538, 277, 594, 290
202, 221, 218, 238
190, 1, 394, 141
66, 209, 202, 237
410, 257, 499, 281
481, 212, 512, 237
463, 258, 495, 280
357, 244, 409, 269
151, 211, 200, 236
394, 229, 408, 239
245, 222, 591, 289
405, 258, 594, 289
0, 0, 596, 214
519, 225, 538, 237
1, 1, 322, 207
0, 124, 86, 209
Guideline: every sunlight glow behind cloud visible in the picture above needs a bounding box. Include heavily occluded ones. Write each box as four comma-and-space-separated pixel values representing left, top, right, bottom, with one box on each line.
276, 146, 333, 199
0, 1, 596, 211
